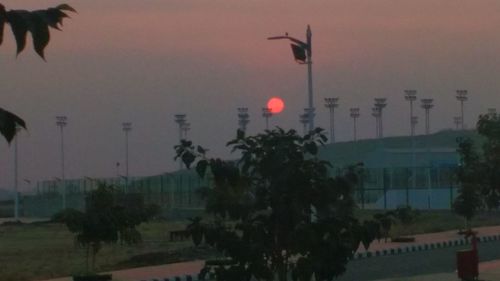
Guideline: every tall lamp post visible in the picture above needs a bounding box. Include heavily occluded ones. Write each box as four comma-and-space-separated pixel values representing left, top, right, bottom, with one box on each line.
350, 108, 360, 141
456, 90, 468, 130
324, 97, 339, 143
174, 114, 186, 169
372, 107, 381, 138
420, 99, 434, 135
268, 25, 314, 131
55, 116, 67, 209
122, 122, 132, 187
404, 90, 417, 136
262, 107, 272, 130
13, 126, 20, 220
374, 98, 387, 138
237, 107, 250, 133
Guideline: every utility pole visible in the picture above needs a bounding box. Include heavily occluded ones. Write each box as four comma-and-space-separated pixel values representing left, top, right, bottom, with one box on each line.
456, 90, 468, 130
420, 98, 434, 135
324, 97, 339, 143
56, 116, 67, 210
350, 108, 360, 141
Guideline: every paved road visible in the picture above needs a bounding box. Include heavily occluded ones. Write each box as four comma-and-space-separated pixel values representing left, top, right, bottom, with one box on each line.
338, 240, 500, 281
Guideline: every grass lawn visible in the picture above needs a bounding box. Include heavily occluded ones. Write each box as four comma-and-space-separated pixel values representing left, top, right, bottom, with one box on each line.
1, 210, 500, 280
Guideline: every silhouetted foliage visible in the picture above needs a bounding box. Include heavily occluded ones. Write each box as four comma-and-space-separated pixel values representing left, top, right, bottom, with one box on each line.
54, 184, 155, 274
0, 107, 26, 143
175, 128, 380, 281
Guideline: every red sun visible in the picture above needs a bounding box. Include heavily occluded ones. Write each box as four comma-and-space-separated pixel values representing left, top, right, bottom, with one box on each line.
267, 97, 285, 114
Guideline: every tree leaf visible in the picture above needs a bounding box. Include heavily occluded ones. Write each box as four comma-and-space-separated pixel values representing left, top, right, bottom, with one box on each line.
6, 10, 30, 55
56, 4, 77, 13
196, 160, 208, 178
0, 4, 6, 46
0, 107, 26, 143
28, 12, 50, 59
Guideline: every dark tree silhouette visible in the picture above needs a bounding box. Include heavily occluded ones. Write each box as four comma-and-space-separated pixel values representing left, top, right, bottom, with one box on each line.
0, 3, 76, 143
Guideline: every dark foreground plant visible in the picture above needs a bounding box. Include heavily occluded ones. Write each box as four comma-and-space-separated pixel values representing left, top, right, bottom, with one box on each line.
176, 128, 380, 281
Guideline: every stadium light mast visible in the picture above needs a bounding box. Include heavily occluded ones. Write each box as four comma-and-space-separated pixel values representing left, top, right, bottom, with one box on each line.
299, 108, 310, 136
372, 107, 381, 138
237, 107, 250, 133
262, 107, 272, 130
420, 98, 434, 135
55, 116, 67, 209
181, 122, 190, 139
324, 97, 339, 143
268, 25, 314, 131
404, 90, 417, 136
122, 122, 132, 186
374, 98, 387, 138
456, 90, 468, 130
350, 107, 360, 141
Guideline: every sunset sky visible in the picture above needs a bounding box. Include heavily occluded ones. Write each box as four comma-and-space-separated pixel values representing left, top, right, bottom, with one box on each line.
1, 0, 500, 191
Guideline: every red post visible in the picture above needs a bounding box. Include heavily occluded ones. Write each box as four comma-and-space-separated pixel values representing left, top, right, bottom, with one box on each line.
456, 230, 479, 280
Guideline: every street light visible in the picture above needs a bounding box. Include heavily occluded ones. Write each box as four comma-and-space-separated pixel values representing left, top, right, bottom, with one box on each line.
374, 98, 387, 138
237, 107, 250, 133
404, 90, 417, 136
324, 97, 339, 143
122, 122, 132, 186
262, 107, 272, 130
268, 25, 314, 131
456, 90, 468, 130
420, 98, 434, 135
55, 115, 67, 209
350, 108, 360, 141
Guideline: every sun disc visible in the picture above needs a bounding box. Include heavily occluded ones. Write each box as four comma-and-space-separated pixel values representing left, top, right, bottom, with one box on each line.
267, 97, 285, 114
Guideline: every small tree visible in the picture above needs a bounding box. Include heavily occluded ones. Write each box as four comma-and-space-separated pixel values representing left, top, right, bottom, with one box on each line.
55, 184, 156, 274
176, 128, 379, 281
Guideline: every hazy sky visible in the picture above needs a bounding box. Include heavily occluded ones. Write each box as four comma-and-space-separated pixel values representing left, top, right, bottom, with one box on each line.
1, 0, 500, 191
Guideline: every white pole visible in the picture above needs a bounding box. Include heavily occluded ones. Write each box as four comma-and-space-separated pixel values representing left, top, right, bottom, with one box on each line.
14, 130, 19, 220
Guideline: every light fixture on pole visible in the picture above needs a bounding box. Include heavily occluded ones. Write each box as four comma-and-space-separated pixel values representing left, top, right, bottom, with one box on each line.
420, 98, 434, 135
404, 90, 417, 136
456, 90, 468, 130
268, 25, 314, 131
374, 98, 387, 138
350, 108, 360, 141
453, 116, 462, 130
237, 107, 250, 133
324, 97, 339, 143
262, 107, 272, 130
55, 115, 67, 210
122, 122, 132, 187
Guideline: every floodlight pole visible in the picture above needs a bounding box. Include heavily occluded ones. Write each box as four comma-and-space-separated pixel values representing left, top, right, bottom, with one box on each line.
456, 90, 468, 130
262, 107, 272, 130
350, 108, 360, 141
268, 25, 314, 131
56, 116, 67, 210
122, 122, 132, 187
174, 114, 187, 170
237, 107, 250, 133
374, 98, 387, 138
324, 97, 339, 143
420, 99, 434, 135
